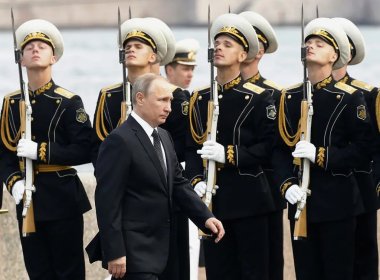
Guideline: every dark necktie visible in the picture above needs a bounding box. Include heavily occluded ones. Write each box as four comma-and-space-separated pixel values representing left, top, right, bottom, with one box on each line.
152, 129, 167, 175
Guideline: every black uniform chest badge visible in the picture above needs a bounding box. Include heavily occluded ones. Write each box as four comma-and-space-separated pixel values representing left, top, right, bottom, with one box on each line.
356, 105, 367, 121
181, 101, 189, 116
266, 104, 277, 120
76, 108, 88, 123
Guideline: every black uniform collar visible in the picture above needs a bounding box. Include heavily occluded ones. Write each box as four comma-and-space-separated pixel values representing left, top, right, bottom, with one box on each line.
313, 75, 333, 90
246, 72, 261, 84
217, 75, 242, 91
28, 80, 54, 96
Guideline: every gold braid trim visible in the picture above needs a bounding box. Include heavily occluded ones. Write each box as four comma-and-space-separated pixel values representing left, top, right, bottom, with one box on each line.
376, 90, 380, 133
278, 90, 301, 147
226, 145, 236, 165
316, 147, 326, 168
191, 177, 202, 187
95, 91, 111, 142
39, 142, 47, 163
280, 182, 292, 197
189, 91, 207, 144
7, 175, 21, 192
0, 97, 22, 152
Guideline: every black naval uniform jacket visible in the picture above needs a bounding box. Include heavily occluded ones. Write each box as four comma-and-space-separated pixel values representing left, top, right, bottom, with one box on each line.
94, 115, 213, 273
339, 74, 380, 211
92, 83, 190, 165
273, 76, 371, 223
246, 72, 286, 211
186, 75, 275, 220
0, 80, 92, 221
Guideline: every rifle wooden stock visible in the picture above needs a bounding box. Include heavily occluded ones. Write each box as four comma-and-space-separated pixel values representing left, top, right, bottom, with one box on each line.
294, 202, 307, 240
22, 199, 35, 236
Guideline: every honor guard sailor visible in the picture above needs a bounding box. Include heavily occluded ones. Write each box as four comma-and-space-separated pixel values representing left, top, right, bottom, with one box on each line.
331, 17, 380, 280
0, 19, 92, 279
272, 17, 372, 280
239, 11, 285, 280
92, 17, 169, 165
186, 13, 276, 280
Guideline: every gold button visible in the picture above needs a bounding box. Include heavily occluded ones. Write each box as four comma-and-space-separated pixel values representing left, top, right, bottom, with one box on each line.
107, 93, 111, 98
217, 168, 221, 171
35, 171, 39, 175
287, 95, 292, 99
56, 100, 60, 104
11, 100, 15, 104
245, 95, 250, 100
198, 96, 202, 100
218, 94, 223, 99
31, 117, 34, 121
32, 136, 36, 140
336, 95, 341, 99
31, 100, 36, 104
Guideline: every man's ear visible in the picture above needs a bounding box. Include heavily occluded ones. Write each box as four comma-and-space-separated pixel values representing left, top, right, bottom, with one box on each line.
135, 91, 145, 105
149, 53, 158, 64
50, 55, 57, 65
238, 51, 248, 63
330, 51, 338, 64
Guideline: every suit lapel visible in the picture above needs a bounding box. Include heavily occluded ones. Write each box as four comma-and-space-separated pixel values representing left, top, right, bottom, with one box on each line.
158, 128, 173, 196
128, 117, 168, 189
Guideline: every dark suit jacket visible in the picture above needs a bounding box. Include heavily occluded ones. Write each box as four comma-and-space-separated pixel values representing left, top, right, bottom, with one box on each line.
93, 115, 213, 274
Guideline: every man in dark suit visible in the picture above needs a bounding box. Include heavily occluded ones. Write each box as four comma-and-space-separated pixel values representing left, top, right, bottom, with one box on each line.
94, 73, 224, 280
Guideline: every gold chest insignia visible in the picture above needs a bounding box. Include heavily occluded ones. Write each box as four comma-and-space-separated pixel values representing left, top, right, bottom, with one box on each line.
76, 108, 88, 123
181, 101, 189, 116
357, 105, 367, 121
266, 104, 277, 120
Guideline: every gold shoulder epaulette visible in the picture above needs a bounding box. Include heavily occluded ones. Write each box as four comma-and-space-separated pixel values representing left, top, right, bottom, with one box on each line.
351, 80, 374, 92
4, 90, 21, 98
101, 82, 123, 94
335, 82, 356, 94
264, 79, 283, 91
243, 82, 265, 94
286, 83, 303, 91
54, 87, 75, 99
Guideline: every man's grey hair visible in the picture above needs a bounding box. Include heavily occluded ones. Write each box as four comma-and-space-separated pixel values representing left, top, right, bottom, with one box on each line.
132, 73, 167, 105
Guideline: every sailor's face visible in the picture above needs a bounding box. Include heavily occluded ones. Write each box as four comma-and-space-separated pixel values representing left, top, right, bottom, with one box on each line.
21, 40, 56, 69
305, 37, 337, 67
166, 64, 195, 89
213, 35, 247, 68
124, 39, 156, 68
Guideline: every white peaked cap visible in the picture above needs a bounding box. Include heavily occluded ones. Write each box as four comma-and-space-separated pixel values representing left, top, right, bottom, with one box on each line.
211, 13, 259, 60
172, 38, 200, 66
145, 17, 176, 66
331, 17, 365, 65
121, 17, 168, 64
239, 11, 278, 53
305, 17, 350, 69
16, 19, 64, 61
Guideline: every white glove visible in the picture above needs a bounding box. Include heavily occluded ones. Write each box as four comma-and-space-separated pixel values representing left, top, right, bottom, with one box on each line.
17, 139, 38, 160
292, 140, 316, 163
285, 184, 304, 205
197, 140, 225, 163
12, 180, 25, 205
194, 181, 219, 198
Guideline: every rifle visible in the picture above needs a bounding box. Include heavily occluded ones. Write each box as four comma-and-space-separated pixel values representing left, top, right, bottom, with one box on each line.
118, 7, 131, 123
0, 184, 8, 214
11, 8, 36, 236
293, 3, 313, 240
199, 5, 219, 240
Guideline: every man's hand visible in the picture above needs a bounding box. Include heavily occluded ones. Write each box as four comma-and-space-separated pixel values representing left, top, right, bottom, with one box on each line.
285, 184, 304, 205
205, 217, 225, 243
108, 256, 126, 279
17, 139, 38, 160
12, 180, 25, 205
292, 140, 316, 163
197, 140, 225, 163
